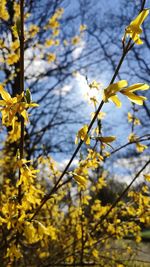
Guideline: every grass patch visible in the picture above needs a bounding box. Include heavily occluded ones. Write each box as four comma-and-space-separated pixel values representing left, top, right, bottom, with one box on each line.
141, 230, 150, 241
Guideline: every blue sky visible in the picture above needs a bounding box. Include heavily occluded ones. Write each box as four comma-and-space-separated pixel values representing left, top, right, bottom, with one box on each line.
50, 0, 150, 183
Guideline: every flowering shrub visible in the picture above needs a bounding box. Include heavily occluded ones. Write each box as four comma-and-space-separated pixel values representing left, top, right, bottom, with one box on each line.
0, 1, 150, 266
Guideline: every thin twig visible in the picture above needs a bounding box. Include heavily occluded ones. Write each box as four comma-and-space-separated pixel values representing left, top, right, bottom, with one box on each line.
91, 158, 150, 234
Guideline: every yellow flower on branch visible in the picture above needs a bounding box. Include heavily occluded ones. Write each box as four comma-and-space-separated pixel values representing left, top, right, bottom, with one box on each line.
28, 24, 40, 38
103, 80, 127, 106
121, 83, 149, 105
0, 85, 38, 128
47, 53, 56, 62
6, 53, 19, 65
0, 0, 9, 21
103, 81, 149, 107
71, 36, 80, 45
128, 133, 147, 152
45, 39, 55, 47
75, 124, 90, 145
79, 24, 87, 32
144, 174, 150, 182
96, 136, 116, 144
72, 172, 87, 188
125, 9, 149, 45
48, 17, 60, 29
128, 112, 140, 125
89, 80, 100, 90
128, 133, 138, 142
136, 142, 147, 153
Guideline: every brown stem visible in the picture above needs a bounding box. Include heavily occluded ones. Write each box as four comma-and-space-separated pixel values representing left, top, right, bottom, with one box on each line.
15, 0, 25, 251
18, 0, 24, 204
141, 0, 146, 12
108, 135, 150, 157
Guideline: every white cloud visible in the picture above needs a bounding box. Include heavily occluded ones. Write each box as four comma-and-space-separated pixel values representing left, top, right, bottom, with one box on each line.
113, 155, 150, 184
54, 84, 73, 96
72, 40, 85, 60
58, 158, 79, 171
75, 72, 89, 95
24, 47, 52, 82
74, 72, 102, 103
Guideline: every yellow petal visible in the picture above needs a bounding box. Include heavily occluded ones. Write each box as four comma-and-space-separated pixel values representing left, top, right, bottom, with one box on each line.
130, 9, 149, 28
0, 85, 11, 101
134, 37, 143, 45
128, 133, 138, 142
0, 100, 7, 106
144, 174, 150, 182
125, 9, 149, 45
72, 173, 87, 188
97, 136, 116, 143
28, 103, 39, 107
113, 80, 128, 89
121, 91, 147, 105
103, 80, 128, 102
136, 143, 147, 153
110, 95, 122, 107
125, 83, 149, 92
76, 125, 90, 145
89, 80, 100, 90
21, 110, 29, 122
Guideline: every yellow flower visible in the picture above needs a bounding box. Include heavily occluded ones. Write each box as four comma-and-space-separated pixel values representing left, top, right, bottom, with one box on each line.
29, 25, 39, 37
121, 83, 149, 105
71, 36, 80, 45
72, 172, 87, 188
45, 39, 55, 47
103, 80, 127, 106
11, 40, 20, 51
0, 85, 25, 125
55, 39, 60, 46
8, 118, 21, 142
79, 24, 87, 32
16, 160, 39, 188
0, 85, 38, 128
47, 53, 56, 62
136, 143, 147, 153
92, 249, 99, 259
6, 53, 19, 65
37, 221, 51, 237
0, 0, 9, 21
128, 112, 140, 125
13, 2, 20, 22
89, 80, 100, 90
48, 18, 60, 29
96, 136, 116, 144
103, 81, 149, 107
54, 8, 64, 19
125, 9, 149, 45
75, 124, 90, 145
24, 222, 39, 243
6, 244, 22, 261
52, 29, 60, 36
144, 174, 150, 182
90, 96, 98, 107
128, 133, 138, 142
